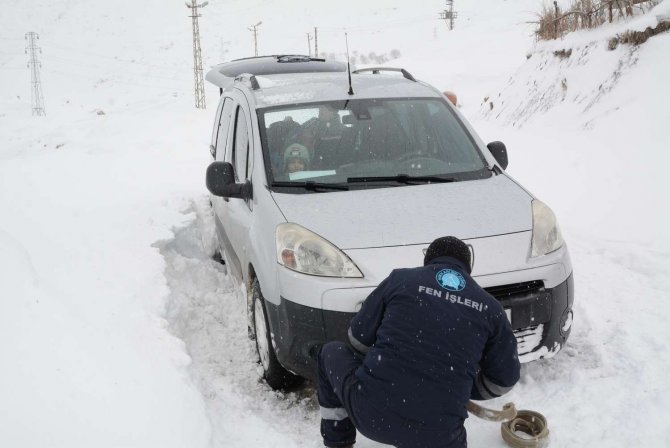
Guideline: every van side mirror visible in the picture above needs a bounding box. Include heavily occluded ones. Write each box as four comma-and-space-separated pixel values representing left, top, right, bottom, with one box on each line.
487, 141, 508, 170
206, 161, 253, 200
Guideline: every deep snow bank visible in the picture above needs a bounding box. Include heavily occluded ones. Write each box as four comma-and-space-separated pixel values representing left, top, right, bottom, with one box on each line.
156, 198, 324, 447
0, 109, 215, 446
1, 0, 215, 441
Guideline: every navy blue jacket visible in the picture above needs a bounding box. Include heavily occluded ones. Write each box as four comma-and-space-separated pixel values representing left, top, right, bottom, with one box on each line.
349, 256, 520, 428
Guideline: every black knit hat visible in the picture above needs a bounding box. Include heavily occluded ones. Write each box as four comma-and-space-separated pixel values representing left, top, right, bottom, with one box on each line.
424, 236, 472, 272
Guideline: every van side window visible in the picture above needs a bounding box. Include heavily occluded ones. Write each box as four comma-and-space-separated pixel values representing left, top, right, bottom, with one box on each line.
232, 106, 250, 181
214, 98, 235, 161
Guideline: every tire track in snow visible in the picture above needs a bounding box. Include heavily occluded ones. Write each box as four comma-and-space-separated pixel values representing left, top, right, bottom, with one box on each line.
156, 198, 323, 448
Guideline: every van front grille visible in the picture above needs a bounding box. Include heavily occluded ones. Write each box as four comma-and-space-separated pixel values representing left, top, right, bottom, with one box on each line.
484, 280, 544, 300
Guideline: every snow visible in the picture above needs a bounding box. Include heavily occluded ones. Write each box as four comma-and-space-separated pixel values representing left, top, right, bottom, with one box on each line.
2, 0, 670, 447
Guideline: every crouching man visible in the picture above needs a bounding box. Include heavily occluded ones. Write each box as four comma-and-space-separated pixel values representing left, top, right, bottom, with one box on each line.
317, 236, 520, 448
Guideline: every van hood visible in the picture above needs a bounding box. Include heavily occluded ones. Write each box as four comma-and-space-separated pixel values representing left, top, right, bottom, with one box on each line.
271, 175, 533, 250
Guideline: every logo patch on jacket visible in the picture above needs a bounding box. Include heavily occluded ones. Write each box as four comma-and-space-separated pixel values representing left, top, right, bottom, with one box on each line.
436, 269, 466, 291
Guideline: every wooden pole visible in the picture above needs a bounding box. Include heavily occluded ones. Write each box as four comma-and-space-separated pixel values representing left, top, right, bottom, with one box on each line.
554, 1, 560, 39
609, 1, 613, 23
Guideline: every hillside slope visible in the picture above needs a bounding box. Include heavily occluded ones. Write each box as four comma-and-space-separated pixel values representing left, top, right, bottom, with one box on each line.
473, 3, 670, 252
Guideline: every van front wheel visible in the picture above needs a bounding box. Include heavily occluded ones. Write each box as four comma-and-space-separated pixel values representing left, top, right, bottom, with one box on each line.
251, 279, 302, 390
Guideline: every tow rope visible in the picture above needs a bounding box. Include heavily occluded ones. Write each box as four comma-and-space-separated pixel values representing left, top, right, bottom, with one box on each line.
467, 401, 550, 447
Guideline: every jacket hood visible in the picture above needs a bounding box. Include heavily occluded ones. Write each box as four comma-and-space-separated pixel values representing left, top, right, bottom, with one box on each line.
271, 175, 532, 250
426, 256, 472, 275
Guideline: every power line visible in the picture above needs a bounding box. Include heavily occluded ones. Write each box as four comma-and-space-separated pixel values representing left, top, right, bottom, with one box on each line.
186, 0, 207, 109
40, 54, 191, 82
25, 32, 46, 116
44, 67, 187, 92
204, 1, 264, 17
316, 13, 435, 32
43, 42, 192, 72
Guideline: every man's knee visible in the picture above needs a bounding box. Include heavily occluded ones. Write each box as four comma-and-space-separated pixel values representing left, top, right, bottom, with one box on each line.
319, 341, 349, 365
318, 341, 362, 394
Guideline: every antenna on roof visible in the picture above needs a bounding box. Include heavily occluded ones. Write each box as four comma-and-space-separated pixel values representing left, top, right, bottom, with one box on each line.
345, 33, 354, 95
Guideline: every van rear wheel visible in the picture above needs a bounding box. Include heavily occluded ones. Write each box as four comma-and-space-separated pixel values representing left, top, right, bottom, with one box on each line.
251, 279, 302, 390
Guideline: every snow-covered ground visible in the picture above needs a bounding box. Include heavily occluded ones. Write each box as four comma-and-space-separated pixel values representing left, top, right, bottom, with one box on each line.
1, 0, 669, 446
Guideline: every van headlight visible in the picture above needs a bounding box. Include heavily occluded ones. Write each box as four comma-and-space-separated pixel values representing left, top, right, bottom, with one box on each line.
276, 223, 363, 278
531, 199, 564, 257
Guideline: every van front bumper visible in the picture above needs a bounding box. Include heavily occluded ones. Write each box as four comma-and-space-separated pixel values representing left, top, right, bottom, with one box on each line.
266, 272, 574, 381
264, 296, 353, 381
488, 273, 574, 362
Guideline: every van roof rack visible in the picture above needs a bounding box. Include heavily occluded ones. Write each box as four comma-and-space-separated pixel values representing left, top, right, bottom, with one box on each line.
206, 55, 347, 90
235, 73, 260, 90
352, 67, 416, 82
232, 54, 326, 64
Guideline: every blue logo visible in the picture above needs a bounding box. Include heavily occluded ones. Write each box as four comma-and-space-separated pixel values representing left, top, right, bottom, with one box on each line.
436, 269, 466, 291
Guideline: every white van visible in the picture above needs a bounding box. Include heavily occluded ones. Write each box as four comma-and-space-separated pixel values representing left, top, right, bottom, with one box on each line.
205, 55, 574, 389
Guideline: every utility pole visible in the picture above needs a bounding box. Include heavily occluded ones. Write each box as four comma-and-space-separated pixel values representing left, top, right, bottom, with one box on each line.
439, 0, 458, 31
186, 0, 207, 109
248, 22, 262, 57
314, 27, 318, 57
307, 33, 312, 57
25, 32, 45, 116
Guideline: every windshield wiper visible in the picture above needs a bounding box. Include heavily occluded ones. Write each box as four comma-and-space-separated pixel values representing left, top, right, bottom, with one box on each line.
271, 181, 350, 191
347, 174, 457, 184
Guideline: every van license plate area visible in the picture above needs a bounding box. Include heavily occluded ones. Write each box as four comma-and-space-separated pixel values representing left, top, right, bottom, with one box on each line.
501, 293, 552, 330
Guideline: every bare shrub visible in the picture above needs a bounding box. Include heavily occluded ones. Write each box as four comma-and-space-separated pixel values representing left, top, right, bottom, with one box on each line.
608, 37, 619, 50
535, 3, 563, 40
553, 48, 573, 58
534, 0, 661, 41
615, 20, 670, 46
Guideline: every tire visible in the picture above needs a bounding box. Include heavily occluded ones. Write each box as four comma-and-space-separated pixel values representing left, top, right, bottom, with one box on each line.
251, 279, 302, 390
212, 247, 225, 267
211, 235, 228, 275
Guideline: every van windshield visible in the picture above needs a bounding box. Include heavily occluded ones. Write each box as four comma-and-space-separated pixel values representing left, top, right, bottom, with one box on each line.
258, 98, 492, 192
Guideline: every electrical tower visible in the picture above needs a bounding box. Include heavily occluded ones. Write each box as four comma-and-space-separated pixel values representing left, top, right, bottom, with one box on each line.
186, 0, 208, 109
248, 22, 262, 56
439, 0, 458, 31
25, 32, 46, 116
314, 27, 318, 58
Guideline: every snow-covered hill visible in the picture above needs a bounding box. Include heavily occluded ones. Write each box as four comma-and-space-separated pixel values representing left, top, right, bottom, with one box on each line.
1, 0, 669, 447
477, 4, 670, 252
